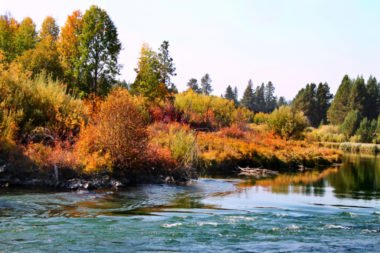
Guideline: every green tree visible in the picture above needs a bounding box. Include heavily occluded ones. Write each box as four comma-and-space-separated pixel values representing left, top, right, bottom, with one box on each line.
264, 81, 277, 113
328, 75, 353, 125
16, 16, 62, 79
57, 10, 83, 92
240, 79, 254, 110
277, 96, 287, 107
340, 110, 361, 139
77, 5, 122, 96
355, 118, 376, 143
157, 40, 177, 93
316, 82, 333, 125
14, 17, 37, 56
365, 76, 379, 120
0, 14, 18, 61
349, 76, 367, 116
201, 73, 212, 95
131, 44, 165, 101
224, 85, 237, 104
292, 83, 318, 126
187, 78, 201, 93
253, 83, 266, 112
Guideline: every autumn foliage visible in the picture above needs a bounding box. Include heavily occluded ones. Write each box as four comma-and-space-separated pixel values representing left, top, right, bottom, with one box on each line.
75, 88, 148, 172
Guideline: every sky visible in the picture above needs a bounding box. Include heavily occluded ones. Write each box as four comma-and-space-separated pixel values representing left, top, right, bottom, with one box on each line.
1, 0, 380, 99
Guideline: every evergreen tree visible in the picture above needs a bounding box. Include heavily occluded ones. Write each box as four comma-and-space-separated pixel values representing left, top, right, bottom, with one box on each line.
187, 78, 201, 93
292, 83, 318, 126
340, 110, 361, 138
277, 96, 287, 107
201, 73, 212, 95
355, 118, 376, 143
328, 75, 353, 125
157, 40, 177, 93
264, 81, 277, 113
316, 82, 333, 125
224, 85, 238, 104
349, 76, 367, 116
365, 76, 379, 120
240, 79, 254, 110
253, 84, 266, 112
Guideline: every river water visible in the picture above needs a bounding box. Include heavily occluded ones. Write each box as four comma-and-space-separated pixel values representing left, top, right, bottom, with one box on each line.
1, 154, 380, 252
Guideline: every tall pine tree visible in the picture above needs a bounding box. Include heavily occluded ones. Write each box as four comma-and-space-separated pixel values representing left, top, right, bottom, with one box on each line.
328, 75, 353, 125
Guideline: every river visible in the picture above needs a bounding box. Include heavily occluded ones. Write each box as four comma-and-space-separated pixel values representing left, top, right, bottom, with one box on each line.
1, 154, 380, 252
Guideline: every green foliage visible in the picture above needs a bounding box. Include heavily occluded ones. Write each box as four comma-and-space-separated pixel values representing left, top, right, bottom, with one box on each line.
267, 106, 308, 139
0, 65, 82, 140
355, 118, 376, 143
253, 112, 269, 124
0, 14, 18, 61
293, 82, 332, 127
157, 40, 177, 93
305, 125, 346, 143
240, 80, 254, 110
201, 73, 212, 95
187, 78, 201, 93
224, 85, 238, 105
14, 17, 37, 56
175, 90, 237, 129
365, 76, 379, 120
77, 5, 121, 97
340, 110, 361, 139
132, 41, 177, 101
328, 75, 352, 125
240, 80, 278, 113
168, 125, 198, 167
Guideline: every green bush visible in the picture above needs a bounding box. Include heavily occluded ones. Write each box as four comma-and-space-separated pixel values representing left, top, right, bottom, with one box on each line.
340, 110, 361, 139
306, 125, 346, 143
0, 64, 83, 141
174, 90, 236, 129
267, 106, 308, 139
168, 125, 198, 167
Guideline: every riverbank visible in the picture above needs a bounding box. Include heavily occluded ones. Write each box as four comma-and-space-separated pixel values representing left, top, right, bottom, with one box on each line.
320, 142, 380, 154
0, 124, 342, 190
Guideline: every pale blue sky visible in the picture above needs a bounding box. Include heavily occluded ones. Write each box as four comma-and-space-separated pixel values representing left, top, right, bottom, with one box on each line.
1, 0, 379, 99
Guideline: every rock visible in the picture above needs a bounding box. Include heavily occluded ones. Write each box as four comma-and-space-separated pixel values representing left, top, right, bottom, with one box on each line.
110, 179, 123, 189
0, 164, 6, 173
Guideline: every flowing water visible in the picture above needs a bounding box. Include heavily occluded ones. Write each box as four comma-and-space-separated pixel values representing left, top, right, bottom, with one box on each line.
1, 154, 380, 252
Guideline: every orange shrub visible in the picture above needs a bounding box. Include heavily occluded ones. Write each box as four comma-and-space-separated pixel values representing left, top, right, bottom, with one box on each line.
75, 88, 149, 173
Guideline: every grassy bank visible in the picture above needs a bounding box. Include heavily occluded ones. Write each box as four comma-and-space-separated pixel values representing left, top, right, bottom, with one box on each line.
320, 142, 380, 155
149, 123, 342, 173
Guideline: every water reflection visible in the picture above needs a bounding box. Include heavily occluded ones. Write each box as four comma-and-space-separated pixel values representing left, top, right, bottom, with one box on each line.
238, 154, 380, 200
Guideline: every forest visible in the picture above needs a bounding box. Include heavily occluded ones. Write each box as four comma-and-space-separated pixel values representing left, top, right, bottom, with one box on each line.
0, 5, 362, 188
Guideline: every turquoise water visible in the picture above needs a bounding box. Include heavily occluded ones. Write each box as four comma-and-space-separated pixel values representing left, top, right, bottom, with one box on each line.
1, 155, 380, 252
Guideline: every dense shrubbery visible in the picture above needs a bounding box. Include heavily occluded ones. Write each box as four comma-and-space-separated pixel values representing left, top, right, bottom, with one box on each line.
267, 106, 308, 139
198, 124, 340, 171
75, 88, 149, 173
0, 63, 82, 142
305, 125, 346, 143
174, 90, 252, 129
148, 123, 198, 169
